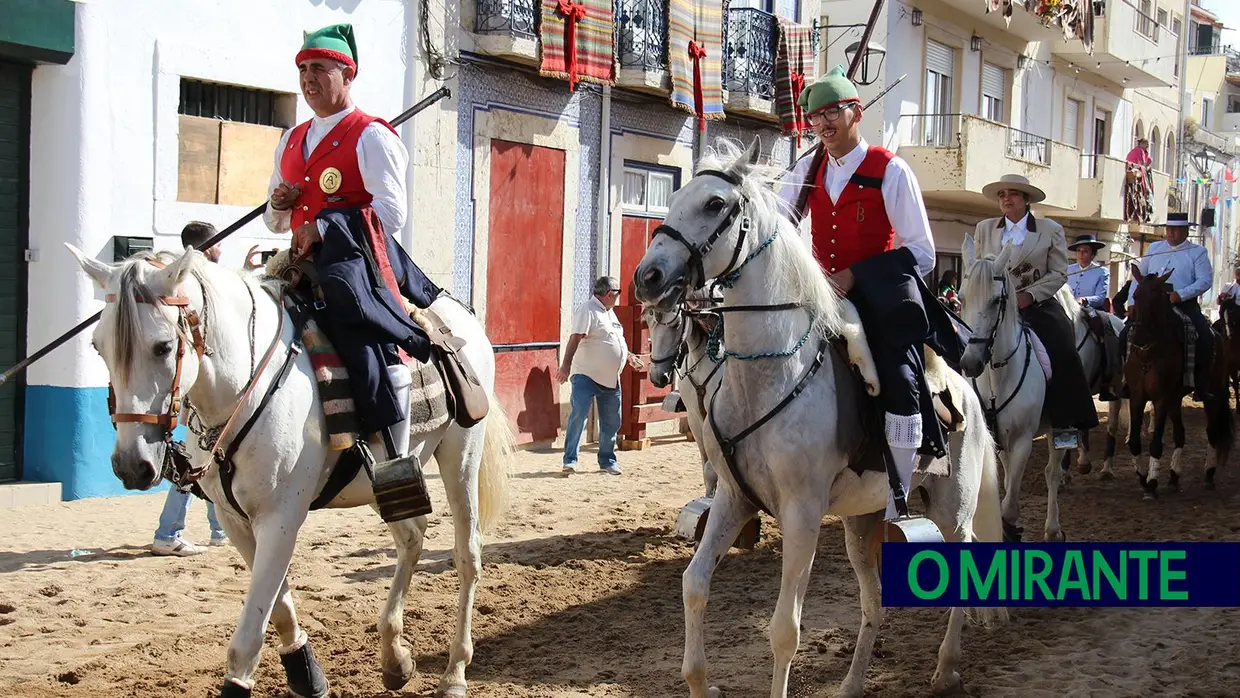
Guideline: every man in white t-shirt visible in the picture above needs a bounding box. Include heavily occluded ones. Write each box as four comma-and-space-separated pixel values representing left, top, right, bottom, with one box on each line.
556, 276, 644, 475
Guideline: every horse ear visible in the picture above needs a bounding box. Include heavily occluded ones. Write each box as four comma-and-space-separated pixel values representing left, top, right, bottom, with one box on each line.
962, 235, 977, 269
66, 243, 117, 290
1130, 263, 1143, 282
148, 246, 197, 297
732, 136, 762, 176
1157, 269, 1173, 284
995, 241, 1014, 271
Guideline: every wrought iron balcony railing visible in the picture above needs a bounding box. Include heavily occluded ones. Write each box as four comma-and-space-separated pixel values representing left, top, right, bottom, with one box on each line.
723, 7, 776, 101
1007, 126, 1051, 165
616, 0, 669, 72
475, 0, 539, 39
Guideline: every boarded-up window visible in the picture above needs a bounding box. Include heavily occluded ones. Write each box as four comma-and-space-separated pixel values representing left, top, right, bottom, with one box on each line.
176, 78, 296, 205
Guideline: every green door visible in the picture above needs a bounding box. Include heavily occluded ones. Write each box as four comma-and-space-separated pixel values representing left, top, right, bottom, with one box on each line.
0, 61, 30, 482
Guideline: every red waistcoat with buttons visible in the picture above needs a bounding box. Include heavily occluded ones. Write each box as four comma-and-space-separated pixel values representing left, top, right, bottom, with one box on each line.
279, 108, 396, 229
806, 145, 896, 274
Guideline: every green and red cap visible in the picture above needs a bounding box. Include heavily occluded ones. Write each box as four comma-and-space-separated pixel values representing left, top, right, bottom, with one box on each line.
296, 23, 358, 74
797, 64, 861, 116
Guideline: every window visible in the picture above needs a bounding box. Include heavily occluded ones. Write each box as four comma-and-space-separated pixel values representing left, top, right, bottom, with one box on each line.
177, 78, 297, 205
730, 0, 798, 20
1203, 97, 1213, 130
924, 40, 955, 146
622, 164, 678, 216
1150, 126, 1161, 170
1157, 9, 1167, 28
981, 62, 1007, 123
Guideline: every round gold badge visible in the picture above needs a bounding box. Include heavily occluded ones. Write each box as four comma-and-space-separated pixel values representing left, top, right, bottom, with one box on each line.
319, 167, 343, 194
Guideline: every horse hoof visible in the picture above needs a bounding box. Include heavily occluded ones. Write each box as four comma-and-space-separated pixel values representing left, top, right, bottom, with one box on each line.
1100, 470, 1114, 482
1045, 530, 1066, 543
1079, 461, 1093, 475
218, 679, 252, 698
931, 671, 965, 696
1002, 520, 1023, 543
280, 641, 329, 698
435, 685, 468, 698
1168, 472, 1180, 493
1206, 468, 1217, 490
382, 649, 415, 691
708, 687, 724, 698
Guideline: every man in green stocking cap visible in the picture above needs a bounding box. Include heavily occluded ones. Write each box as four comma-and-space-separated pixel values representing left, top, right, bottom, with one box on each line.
776, 65, 968, 523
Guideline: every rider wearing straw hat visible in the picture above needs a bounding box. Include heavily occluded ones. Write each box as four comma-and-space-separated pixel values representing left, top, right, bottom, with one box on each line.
966, 174, 1100, 445
777, 64, 969, 522
1120, 212, 1215, 401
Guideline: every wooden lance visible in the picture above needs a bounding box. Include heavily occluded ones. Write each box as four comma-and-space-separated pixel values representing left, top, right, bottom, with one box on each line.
0, 86, 453, 387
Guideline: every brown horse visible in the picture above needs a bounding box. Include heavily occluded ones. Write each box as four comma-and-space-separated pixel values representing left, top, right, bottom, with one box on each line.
1124, 264, 1233, 498
1214, 296, 1240, 417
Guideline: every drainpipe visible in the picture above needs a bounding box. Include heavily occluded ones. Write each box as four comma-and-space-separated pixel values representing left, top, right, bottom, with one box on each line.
597, 84, 612, 277
402, 0, 422, 254
1175, 0, 1191, 209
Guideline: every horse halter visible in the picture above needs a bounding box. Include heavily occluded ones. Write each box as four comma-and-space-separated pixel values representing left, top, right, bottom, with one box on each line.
649, 168, 752, 290
104, 263, 206, 436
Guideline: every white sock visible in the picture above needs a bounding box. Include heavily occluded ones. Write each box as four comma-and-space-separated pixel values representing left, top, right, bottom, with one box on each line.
883, 412, 923, 520
376, 364, 413, 460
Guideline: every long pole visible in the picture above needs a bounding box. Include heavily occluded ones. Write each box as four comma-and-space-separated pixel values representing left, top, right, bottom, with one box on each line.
847, 0, 886, 81
0, 87, 452, 387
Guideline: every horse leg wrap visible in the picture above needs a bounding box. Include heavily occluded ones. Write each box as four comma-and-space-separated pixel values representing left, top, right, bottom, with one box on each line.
280, 637, 329, 698
218, 678, 252, 698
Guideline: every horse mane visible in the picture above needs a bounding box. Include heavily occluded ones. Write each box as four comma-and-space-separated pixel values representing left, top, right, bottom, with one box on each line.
694, 137, 846, 340
109, 249, 233, 383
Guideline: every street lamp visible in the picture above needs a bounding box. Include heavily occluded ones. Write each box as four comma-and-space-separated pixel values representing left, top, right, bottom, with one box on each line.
845, 40, 887, 86
1192, 147, 1212, 176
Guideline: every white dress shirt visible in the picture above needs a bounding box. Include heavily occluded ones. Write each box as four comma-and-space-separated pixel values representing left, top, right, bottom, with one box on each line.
1128, 238, 1213, 308
1000, 213, 1030, 250
777, 138, 937, 279
264, 104, 409, 237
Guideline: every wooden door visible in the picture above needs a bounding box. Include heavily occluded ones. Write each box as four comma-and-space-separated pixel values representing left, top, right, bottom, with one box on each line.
616, 215, 675, 443
485, 139, 565, 445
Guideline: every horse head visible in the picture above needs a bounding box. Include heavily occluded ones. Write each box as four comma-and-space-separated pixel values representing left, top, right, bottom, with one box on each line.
1127, 263, 1175, 350
632, 137, 769, 311
642, 287, 722, 388
1222, 296, 1240, 339
67, 244, 215, 491
958, 238, 1017, 378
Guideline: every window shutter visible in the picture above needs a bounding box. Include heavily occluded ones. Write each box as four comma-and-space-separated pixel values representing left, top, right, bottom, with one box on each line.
1064, 99, 1079, 147
981, 63, 1005, 101
926, 40, 954, 76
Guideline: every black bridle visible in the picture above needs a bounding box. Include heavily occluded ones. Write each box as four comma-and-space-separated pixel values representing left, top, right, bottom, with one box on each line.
649, 169, 752, 291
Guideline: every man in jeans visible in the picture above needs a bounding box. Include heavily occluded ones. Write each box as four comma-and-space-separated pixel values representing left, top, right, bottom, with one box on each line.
556, 276, 644, 475
151, 222, 229, 556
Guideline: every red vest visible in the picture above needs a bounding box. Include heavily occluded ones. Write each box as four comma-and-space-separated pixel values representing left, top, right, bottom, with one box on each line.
279, 108, 396, 229
807, 146, 896, 274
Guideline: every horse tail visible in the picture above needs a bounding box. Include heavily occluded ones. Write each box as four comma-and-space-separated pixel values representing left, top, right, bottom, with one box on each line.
964, 388, 1009, 628
477, 393, 516, 535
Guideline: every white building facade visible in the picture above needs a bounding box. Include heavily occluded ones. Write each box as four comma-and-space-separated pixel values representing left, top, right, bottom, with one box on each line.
4, 0, 818, 500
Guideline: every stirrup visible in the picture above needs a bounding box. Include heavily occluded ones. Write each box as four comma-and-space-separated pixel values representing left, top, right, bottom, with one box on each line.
1052, 429, 1079, 450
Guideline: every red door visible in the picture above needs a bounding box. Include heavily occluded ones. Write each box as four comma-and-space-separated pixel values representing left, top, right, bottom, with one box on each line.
616, 215, 675, 442
485, 140, 565, 445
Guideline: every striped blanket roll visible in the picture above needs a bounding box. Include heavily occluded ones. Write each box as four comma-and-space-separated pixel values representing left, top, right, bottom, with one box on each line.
668, 0, 726, 126
774, 17, 816, 139
539, 0, 617, 90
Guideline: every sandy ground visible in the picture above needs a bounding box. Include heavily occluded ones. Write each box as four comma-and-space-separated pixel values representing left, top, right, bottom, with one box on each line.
2, 402, 1239, 698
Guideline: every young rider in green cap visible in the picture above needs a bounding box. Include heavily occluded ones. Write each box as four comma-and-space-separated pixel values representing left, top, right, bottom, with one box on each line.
777, 65, 965, 522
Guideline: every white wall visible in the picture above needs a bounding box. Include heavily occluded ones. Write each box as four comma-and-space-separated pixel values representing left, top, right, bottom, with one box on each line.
27, 0, 419, 388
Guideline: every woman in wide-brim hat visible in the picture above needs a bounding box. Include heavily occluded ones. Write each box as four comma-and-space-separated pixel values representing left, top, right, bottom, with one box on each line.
980, 173, 1046, 205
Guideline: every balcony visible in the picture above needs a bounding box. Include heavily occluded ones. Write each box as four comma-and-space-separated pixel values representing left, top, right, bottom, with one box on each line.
466, 0, 540, 63
1225, 111, 1240, 135
935, 0, 1089, 43
616, 0, 669, 92
1052, 0, 1177, 88
722, 7, 777, 119
894, 113, 1080, 210
1075, 155, 1170, 224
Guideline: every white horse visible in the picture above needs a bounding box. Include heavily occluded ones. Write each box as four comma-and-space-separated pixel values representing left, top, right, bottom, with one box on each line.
959, 240, 1073, 543
1053, 285, 1129, 481
632, 138, 1006, 698
67, 244, 514, 698
643, 290, 726, 497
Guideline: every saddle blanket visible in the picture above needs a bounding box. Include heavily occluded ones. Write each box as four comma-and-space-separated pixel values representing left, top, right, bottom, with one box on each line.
280, 295, 450, 451
1028, 328, 1053, 380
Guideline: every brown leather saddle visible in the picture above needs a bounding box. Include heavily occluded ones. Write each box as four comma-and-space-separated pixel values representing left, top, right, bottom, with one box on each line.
828, 337, 963, 478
